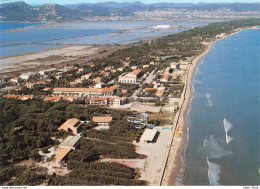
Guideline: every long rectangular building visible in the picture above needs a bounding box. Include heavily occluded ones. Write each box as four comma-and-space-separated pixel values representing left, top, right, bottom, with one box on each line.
53, 87, 115, 97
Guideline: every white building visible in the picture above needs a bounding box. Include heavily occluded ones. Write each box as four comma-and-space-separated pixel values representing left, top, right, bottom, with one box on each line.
10, 77, 22, 83
118, 76, 137, 83
94, 82, 105, 89
170, 63, 180, 69
19, 72, 37, 80
38, 68, 56, 76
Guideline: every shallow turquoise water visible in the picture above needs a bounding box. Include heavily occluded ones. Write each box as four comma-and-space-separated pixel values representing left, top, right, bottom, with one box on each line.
182, 28, 260, 185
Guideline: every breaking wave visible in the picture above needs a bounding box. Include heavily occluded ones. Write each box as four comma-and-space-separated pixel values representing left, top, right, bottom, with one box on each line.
206, 93, 213, 107
223, 119, 233, 144
204, 135, 232, 185
204, 135, 232, 159
207, 157, 221, 185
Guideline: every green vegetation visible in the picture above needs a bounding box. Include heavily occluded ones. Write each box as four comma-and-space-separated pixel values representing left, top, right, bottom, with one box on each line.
0, 97, 144, 185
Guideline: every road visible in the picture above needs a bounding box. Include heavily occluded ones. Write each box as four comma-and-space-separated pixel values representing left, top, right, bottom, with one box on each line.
131, 70, 155, 100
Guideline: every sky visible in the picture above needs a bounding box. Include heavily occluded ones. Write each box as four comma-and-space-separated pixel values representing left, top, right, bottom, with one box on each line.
0, 0, 259, 4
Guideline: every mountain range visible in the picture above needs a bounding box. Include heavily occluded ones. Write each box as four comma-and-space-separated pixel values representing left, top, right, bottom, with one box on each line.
0, 1, 259, 22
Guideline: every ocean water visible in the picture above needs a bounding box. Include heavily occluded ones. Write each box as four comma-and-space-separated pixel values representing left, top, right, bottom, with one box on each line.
181, 28, 260, 185
0, 22, 44, 31
0, 20, 214, 58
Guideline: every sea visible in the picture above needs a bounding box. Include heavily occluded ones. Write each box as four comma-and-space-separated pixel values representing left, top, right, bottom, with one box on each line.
178, 28, 260, 185
0, 20, 214, 58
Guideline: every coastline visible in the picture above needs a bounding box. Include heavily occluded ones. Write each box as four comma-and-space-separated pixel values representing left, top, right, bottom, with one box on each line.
161, 28, 244, 186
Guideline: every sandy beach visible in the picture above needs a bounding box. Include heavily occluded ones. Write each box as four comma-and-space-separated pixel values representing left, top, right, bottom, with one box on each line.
160, 28, 244, 185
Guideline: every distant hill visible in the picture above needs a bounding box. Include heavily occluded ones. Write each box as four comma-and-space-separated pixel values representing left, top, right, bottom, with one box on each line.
0, 1, 83, 22
0, 1, 259, 22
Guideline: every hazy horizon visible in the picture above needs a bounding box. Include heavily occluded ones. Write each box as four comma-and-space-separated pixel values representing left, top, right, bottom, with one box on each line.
1, 0, 259, 5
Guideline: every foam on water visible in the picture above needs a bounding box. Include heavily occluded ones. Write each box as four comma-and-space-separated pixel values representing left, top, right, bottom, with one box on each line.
204, 135, 232, 159
223, 119, 233, 144
206, 93, 213, 107
207, 157, 221, 185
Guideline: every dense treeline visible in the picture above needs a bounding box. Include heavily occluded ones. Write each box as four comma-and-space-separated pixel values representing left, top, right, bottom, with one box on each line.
0, 98, 108, 162
0, 97, 145, 185
50, 162, 146, 185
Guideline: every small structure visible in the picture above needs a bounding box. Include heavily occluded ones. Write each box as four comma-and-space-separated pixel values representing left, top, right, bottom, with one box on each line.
81, 73, 92, 80
17, 95, 33, 100
44, 96, 62, 102
139, 129, 158, 144
170, 63, 180, 69
160, 74, 169, 82
25, 82, 36, 88
59, 135, 82, 150
155, 89, 165, 97
93, 77, 102, 83
92, 116, 113, 129
62, 96, 78, 102
58, 118, 83, 135
19, 72, 37, 80
94, 82, 105, 89
52, 148, 71, 168
10, 77, 22, 83
3, 94, 18, 99
38, 68, 56, 76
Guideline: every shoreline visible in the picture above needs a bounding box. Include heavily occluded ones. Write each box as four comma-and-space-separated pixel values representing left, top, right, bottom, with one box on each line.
161, 28, 244, 186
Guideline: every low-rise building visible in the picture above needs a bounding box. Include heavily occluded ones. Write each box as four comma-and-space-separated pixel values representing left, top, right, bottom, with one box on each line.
17, 95, 33, 100
53, 87, 115, 97
59, 135, 82, 150
105, 66, 113, 71
3, 94, 18, 99
74, 78, 83, 83
139, 129, 158, 144
131, 66, 138, 70
52, 148, 71, 168
58, 118, 83, 135
37, 81, 47, 85
118, 76, 137, 84
25, 82, 36, 88
170, 63, 180, 69
90, 97, 125, 106
38, 68, 56, 76
44, 96, 62, 102
10, 77, 22, 83
155, 89, 165, 97
62, 96, 78, 102
19, 72, 37, 80
160, 74, 169, 82
128, 69, 142, 78
103, 72, 110, 77
81, 73, 92, 80
93, 77, 102, 83
94, 82, 105, 89
92, 116, 113, 129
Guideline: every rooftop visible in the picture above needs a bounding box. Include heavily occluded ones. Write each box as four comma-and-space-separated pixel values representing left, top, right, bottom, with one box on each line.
54, 148, 71, 161
92, 116, 113, 123
59, 135, 82, 148
140, 129, 157, 142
